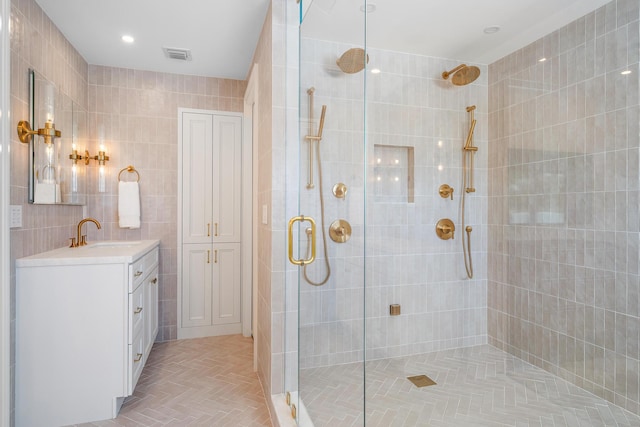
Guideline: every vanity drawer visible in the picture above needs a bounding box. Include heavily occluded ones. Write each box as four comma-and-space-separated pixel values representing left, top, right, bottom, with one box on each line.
128, 331, 145, 394
129, 248, 159, 291
129, 283, 144, 343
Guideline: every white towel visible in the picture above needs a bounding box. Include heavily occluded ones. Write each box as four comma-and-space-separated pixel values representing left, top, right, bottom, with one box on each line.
118, 181, 141, 229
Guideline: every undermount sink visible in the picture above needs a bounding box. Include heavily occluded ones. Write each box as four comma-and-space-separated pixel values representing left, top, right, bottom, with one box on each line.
89, 241, 142, 248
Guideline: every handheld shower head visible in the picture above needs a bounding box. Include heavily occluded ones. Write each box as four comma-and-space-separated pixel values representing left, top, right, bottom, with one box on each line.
442, 64, 481, 86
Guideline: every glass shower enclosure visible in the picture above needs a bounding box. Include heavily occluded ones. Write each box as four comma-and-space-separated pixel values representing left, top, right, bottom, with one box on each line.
285, 0, 640, 425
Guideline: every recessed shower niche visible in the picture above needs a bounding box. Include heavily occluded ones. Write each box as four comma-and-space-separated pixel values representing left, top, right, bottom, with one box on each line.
373, 144, 414, 203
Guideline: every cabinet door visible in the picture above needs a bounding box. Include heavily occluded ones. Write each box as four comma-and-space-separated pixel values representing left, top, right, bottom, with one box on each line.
212, 242, 241, 325
212, 115, 242, 243
182, 112, 214, 244
181, 244, 213, 327
144, 267, 159, 357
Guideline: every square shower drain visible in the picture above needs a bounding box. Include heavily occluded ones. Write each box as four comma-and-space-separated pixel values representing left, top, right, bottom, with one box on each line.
407, 375, 436, 388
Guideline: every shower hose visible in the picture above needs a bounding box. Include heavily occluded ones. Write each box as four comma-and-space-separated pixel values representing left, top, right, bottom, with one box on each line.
462, 150, 474, 279
304, 139, 331, 286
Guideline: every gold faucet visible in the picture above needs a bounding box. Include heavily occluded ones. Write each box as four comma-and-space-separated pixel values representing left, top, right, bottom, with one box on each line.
71, 218, 102, 247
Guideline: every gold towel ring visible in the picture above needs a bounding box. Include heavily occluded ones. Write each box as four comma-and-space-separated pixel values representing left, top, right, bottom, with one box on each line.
118, 165, 140, 182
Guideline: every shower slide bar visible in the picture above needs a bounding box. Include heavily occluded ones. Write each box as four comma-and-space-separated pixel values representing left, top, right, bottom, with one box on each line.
305, 87, 326, 189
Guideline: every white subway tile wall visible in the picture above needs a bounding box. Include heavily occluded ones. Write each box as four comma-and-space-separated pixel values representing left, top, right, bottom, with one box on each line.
298, 38, 489, 369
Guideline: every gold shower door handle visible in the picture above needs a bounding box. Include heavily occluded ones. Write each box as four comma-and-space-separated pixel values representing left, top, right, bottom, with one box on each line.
288, 215, 316, 266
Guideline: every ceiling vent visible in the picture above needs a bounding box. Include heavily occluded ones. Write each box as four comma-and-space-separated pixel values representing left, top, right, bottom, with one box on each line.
162, 47, 192, 61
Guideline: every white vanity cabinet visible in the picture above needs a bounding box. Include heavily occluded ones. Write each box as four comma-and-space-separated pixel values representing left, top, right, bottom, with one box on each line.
15, 240, 160, 427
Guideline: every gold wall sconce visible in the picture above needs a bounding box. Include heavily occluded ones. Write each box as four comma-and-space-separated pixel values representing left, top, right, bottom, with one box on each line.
93, 149, 110, 165
17, 120, 61, 145
68, 148, 89, 195
69, 148, 90, 165
94, 146, 110, 193
67, 144, 110, 193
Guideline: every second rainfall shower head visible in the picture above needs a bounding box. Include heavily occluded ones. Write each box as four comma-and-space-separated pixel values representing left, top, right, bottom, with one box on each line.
336, 48, 369, 74
442, 64, 481, 86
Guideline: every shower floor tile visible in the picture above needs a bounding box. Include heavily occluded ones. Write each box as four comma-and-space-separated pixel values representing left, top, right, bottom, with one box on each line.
72, 335, 272, 427
299, 345, 640, 427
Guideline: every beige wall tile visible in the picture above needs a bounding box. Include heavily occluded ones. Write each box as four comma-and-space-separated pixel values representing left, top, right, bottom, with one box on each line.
488, 0, 640, 416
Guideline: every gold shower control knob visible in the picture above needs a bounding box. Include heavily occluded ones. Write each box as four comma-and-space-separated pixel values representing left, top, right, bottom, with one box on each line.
439, 184, 454, 200
332, 183, 347, 199
436, 219, 455, 240
329, 219, 352, 243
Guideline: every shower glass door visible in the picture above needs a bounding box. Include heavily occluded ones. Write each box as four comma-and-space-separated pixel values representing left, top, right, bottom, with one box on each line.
295, 0, 487, 424
295, 0, 640, 426
293, 0, 367, 424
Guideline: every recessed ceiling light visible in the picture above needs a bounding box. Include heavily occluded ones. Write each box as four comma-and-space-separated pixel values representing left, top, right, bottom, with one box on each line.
360, 3, 376, 13
621, 70, 632, 75
121, 35, 134, 43
483, 26, 501, 34
371, 68, 381, 74
538, 57, 547, 62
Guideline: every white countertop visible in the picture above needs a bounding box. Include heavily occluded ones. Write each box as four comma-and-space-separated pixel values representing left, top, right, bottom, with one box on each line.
16, 240, 160, 267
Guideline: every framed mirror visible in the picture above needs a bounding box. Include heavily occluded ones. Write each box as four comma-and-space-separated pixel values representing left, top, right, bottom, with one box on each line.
28, 69, 87, 205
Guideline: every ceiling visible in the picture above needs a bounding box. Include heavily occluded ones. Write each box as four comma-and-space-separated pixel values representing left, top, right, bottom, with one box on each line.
302, 0, 613, 65
35, 0, 612, 80
34, 0, 271, 80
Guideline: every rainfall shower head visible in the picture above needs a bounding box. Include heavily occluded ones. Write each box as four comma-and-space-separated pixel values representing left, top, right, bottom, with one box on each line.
336, 48, 369, 74
442, 64, 481, 86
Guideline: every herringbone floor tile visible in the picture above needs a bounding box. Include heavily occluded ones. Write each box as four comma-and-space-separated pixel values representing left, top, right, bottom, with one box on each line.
73, 335, 272, 427
300, 345, 640, 426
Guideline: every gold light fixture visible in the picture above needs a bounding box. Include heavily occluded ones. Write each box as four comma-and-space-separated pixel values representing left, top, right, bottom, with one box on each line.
17, 120, 61, 145
93, 149, 109, 165
94, 145, 110, 193
69, 148, 90, 165
68, 147, 89, 195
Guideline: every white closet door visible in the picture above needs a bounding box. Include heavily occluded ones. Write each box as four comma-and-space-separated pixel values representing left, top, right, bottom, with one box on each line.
182, 112, 214, 244
179, 110, 243, 339
181, 244, 212, 328
212, 115, 242, 243
212, 243, 241, 325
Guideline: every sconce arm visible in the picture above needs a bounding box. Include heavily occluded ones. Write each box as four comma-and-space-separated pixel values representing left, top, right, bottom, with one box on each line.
17, 120, 61, 144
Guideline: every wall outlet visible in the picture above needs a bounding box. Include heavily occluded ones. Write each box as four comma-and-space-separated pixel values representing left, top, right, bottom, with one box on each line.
262, 205, 268, 225
10, 205, 22, 228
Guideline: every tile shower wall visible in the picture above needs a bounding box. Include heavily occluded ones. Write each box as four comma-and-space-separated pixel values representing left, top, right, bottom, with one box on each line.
488, 0, 640, 415
9, 0, 88, 422
299, 38, 489, 368
86, 65, 246, 342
